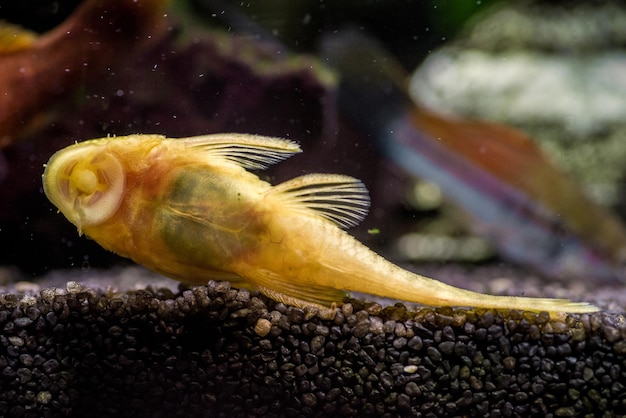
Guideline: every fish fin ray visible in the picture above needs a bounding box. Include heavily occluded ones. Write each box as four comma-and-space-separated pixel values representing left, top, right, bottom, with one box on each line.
182, 133, 301, 170
267, 173, 370, 229
244, 268, 347, 308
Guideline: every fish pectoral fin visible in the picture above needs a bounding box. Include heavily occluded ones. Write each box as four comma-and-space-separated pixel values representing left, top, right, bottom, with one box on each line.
0, 22, 38, 54
244, 268, 347, 309
266, 174, 371, 229
181, 133, 302, 170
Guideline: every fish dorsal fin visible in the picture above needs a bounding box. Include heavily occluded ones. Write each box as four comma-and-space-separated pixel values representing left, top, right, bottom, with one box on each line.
268, 173, 370, 229
0, 21, 37, 53
182, 133, 301, 170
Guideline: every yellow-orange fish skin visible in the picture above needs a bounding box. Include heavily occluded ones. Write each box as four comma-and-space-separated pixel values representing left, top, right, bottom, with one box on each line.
43, 133, 599, 316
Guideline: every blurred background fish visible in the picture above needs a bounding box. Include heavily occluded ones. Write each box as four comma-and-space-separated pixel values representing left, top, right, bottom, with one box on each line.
320, 29, 626, 282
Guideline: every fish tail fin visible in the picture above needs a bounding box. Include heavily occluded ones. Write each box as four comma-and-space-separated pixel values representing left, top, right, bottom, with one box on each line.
329, 237, 599, 316
389, 267, 600, 315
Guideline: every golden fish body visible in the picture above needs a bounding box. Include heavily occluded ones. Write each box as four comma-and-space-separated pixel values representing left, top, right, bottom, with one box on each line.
43, 134, 598, 315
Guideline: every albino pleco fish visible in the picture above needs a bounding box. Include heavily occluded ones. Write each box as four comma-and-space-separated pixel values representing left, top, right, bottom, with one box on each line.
42, 134, 598, 317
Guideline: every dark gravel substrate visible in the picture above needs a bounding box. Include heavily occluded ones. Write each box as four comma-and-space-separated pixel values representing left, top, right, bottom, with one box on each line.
0, 279, 624, 418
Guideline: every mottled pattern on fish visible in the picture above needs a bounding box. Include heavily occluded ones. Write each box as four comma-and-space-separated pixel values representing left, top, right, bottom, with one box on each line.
42, 134, 598, 317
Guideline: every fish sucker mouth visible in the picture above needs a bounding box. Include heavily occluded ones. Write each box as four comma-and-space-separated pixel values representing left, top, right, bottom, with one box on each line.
43, 145, 126, 232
